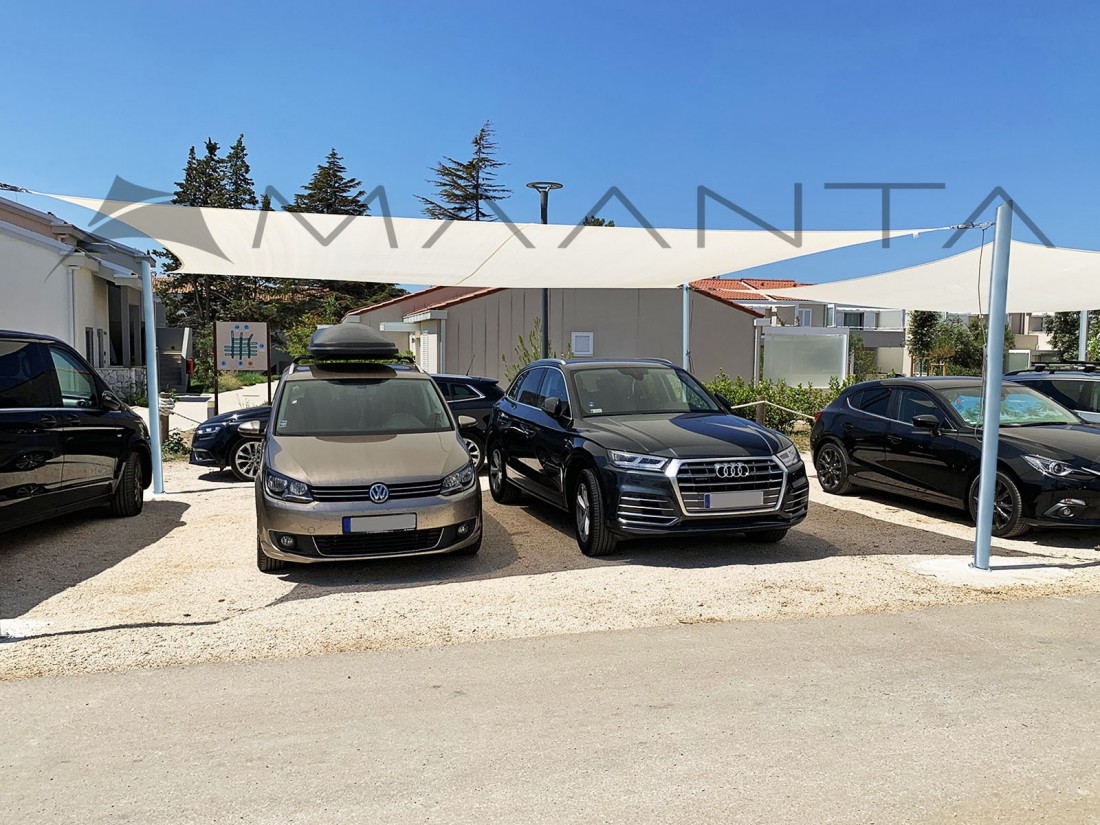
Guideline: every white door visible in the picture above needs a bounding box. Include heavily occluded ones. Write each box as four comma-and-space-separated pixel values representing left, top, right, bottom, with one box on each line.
418, 332, 439, 373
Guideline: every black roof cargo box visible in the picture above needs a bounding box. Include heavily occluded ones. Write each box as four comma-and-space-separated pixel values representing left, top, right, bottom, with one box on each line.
307, 323, 400, 360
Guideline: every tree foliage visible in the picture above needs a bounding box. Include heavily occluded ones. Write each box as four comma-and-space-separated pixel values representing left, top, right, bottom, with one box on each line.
582, 215, 615, 227
417, 121, 511, 221
1046, 311, 1098, 360
906, 310, 939, 372
500, 318, 572, 381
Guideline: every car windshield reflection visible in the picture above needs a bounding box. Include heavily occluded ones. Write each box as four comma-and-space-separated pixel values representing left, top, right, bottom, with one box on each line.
940, 385, 1080, 427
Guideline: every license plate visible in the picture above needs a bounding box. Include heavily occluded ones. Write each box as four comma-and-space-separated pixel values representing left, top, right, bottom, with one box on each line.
704, 491, 764, 510
343, 514, 417, 534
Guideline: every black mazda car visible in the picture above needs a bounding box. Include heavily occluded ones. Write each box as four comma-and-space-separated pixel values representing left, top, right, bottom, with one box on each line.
485, 358, 808, 555
811, 377, 1100, 537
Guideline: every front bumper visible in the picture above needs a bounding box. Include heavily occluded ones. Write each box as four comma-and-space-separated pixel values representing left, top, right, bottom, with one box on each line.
189, 431, 229, 468
1019, 472, 1100, 528
601, 461, 810, 537
256, 481, 482, 563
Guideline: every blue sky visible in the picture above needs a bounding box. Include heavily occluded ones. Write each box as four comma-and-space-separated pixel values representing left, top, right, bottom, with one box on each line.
2, 0, 1097, 284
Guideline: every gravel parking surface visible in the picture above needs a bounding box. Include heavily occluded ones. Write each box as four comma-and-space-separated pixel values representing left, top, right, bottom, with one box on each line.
3, 457, 1100, 680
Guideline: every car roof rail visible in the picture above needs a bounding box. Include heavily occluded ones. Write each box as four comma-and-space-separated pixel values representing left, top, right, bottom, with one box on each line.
1024, 360, 1100, 373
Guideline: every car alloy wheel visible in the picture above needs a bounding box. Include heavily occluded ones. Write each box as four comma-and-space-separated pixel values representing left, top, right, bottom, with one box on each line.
231, 439, 263, 482
815, 442, 851, 495
968, 472, 1029, 538
462, 433, 484, 472
575, 481, 591, 543
489, 445, 520, 504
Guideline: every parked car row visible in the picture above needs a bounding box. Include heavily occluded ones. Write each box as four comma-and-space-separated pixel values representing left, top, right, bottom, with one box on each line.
251, 324, 808, 571
190, 372, 502, 480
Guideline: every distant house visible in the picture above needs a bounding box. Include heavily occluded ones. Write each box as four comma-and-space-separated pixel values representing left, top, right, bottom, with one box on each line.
0, 195, 158, 396
345, 283, 763, 383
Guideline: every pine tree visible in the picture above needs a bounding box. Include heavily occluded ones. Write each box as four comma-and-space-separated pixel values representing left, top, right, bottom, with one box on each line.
224, 134, 258, 210
286, 149, 368, 215
417, 121, 510, 221
582, 215, 615, 227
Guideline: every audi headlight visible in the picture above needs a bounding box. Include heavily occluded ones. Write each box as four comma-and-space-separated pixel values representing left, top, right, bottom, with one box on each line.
263, 469, 312, 502
196, 423, 224, 436
441, 462, 477, 495
607, 450, 670, 473
1022, 454, 1089, 479
776, 444, 802, 468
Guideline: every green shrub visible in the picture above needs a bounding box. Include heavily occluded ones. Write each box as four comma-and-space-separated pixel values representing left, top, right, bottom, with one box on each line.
162, 429, 190, 461
704, 371, 854, 432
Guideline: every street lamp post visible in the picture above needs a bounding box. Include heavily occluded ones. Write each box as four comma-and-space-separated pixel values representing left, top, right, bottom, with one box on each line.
526, 181, 563, 359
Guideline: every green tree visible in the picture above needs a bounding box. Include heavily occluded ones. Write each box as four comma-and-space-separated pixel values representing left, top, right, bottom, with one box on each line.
1046, 311, 1098, 360
582, 215, 615, 227
417, 121, 510, 221
906, 310, 938, 374
285, 149, 368, 215
500, 318, 572, 381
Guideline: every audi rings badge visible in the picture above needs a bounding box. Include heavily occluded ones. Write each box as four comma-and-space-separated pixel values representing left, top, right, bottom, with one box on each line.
714, 462, 750, 479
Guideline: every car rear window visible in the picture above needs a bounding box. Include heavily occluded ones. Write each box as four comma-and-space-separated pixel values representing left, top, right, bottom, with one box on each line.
0, 340, 56, 409
851, 386, 891, 417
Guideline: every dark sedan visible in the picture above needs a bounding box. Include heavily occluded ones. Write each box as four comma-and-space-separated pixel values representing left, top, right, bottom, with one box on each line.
811, 377, 1100, 537
432, 374, 503, 471
189, 404, 272, 481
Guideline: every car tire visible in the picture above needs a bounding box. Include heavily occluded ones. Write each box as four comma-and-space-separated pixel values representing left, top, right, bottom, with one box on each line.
108, 453, 144, 517
968, 471, 1030, 539
488, 444, 521, 504
257, 540, 286, 573
229, 438, 264, 482
452, 531, 482, 556
747, 528, 789, 544
815, 441, 853, 495
462, 431, 486, 473
574, 468, 618, 557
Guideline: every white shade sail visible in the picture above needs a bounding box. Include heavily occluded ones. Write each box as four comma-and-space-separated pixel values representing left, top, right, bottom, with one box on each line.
44, 193, 928, 288
767, 240, 1100, 313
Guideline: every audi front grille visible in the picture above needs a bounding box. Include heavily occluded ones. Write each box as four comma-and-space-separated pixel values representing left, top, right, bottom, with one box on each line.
673, 457, 785, 515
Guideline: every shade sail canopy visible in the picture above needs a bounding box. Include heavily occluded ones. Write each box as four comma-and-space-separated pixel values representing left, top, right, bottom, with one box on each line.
767, 240, 1100, 313
45, 193, 928, 288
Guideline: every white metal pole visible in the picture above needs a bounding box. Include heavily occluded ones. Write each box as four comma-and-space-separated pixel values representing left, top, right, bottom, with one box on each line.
972, 201, 1013, 571
140, 257, 164, 494
682, 283, 690, 369
1079, 310, 1088, 361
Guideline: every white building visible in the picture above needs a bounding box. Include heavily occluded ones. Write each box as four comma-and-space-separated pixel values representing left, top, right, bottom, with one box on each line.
0, 195, 157, 394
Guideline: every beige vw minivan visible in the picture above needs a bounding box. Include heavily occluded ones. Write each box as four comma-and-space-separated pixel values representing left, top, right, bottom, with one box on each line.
254, 324, 481, 572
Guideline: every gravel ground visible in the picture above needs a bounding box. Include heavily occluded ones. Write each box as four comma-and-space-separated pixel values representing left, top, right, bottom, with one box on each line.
2, 456, 1099, 681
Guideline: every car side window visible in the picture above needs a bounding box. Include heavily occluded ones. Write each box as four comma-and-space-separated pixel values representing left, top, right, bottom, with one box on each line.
49, 346, 98, 408
537, 369, 571, 416
516, 368, 546, 407
436, 380, 453, 401
0, 340, 56, 409
1044, 379, 1089, 411
449, 383, 482, 401
854, 386, 891, 417
506, 371, 527, 401
894, 388, 948, 426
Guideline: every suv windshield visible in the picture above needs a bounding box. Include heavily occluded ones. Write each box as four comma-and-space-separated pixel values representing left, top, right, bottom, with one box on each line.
274, 377, 452, 436
572, 366, 719, 417
940, 385, 1080, 427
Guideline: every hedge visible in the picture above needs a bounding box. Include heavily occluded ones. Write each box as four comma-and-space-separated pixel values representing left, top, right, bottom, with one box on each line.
704, 371, 856, 432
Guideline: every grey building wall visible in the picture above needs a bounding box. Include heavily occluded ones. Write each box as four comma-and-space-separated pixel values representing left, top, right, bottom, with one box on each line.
439, 288, 756, 383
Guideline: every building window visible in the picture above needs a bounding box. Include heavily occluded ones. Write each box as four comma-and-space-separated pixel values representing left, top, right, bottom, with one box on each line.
842, 312, 865, 329
571, 332, 594, 357
797, 308, 813, 327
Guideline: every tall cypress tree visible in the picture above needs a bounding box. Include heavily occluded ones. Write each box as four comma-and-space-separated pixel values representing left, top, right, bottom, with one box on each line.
417, 121, 510, 221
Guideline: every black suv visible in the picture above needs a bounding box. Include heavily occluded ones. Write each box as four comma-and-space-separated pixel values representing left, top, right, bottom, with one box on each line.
0, 330, 151, 532
1006, 363, 1100, 424
485, 358, 808, 555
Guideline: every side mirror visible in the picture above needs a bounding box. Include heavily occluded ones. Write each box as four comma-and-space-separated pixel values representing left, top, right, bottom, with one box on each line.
912, 414, 940, 432
457, 414, 478, 429
238, 419, 265, 435
541, 396, 564, 418
100, 391, 123, 412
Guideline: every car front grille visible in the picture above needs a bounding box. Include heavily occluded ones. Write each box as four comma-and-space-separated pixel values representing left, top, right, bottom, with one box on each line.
311, 479, 444, 502
785, 485, 810, 515
314, 529, 444, 556
617, 494, 679, 528
675, 457, 784, 514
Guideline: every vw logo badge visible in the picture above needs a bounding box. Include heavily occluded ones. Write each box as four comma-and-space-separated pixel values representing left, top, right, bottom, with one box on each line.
715, 462, 750, 479
369, 483, 390, 504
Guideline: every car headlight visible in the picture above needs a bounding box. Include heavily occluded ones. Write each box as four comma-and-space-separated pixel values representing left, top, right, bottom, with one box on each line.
607, 450, 670, 473
441, 462, 477, 495
263, 469, 312, 502
1022, 454, 1089, 479
776, 444, 802, 468
196, 423, 224, 436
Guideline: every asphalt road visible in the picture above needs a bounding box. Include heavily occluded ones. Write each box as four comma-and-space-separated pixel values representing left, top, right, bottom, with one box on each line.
3, 595, 1098, 824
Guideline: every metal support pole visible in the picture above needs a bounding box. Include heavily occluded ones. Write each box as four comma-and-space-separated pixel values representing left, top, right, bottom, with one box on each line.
140, 257, 164, 494
1079, 310, 1088, 361
527, 181, 562, 360
682, 283, 690, 368
972, 201, 1013, 571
